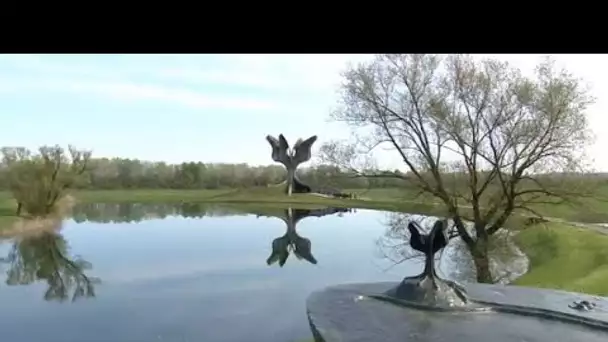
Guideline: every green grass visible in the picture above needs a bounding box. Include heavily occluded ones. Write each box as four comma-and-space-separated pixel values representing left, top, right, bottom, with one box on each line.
513, 222, 608, 296
0, 192, 19, 228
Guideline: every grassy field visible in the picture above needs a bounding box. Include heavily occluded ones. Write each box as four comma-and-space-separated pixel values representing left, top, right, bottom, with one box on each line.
0, 187, 608, 297
513, 222, 608, 296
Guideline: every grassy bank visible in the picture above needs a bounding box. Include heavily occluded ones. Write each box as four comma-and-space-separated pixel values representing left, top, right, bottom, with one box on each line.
1, 186, 607, 237
513, 223, 608, 296
2, 186, 605, 222
76, 187, 608, 222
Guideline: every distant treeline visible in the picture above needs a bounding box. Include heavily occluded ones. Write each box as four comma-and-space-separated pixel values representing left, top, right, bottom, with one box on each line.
1, 147, 606, 196
0, 157, 406, 191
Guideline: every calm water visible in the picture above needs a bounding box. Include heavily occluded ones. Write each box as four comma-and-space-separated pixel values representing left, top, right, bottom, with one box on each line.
0, 203, 427, 342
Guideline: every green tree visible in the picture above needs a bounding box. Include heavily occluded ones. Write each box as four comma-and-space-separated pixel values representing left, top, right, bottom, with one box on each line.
1, 145, 91, 217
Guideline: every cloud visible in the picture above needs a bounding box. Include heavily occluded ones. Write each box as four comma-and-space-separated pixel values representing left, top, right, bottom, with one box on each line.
9, 54, 604, 170
0, 77, 281, 111
58, 79, 281, 111
0, 54, 111, 80
159, 68, 282, 89
158, 54, 374, 93
0, 54, 373, 112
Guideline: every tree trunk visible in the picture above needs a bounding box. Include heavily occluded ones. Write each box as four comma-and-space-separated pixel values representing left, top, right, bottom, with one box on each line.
470, 241, 493, 283
472, 252, 492, 283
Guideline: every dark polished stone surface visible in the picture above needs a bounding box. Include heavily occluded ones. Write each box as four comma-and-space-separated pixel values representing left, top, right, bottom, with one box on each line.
307, 282, 608, 342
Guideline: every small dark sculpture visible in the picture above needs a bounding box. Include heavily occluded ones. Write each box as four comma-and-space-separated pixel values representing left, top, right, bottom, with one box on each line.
266, 134, 317, 196
264, 207, 351, 267
378, 219, 469, 309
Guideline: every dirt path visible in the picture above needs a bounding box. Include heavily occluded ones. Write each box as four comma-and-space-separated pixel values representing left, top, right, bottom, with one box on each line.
542, 217, 608, 235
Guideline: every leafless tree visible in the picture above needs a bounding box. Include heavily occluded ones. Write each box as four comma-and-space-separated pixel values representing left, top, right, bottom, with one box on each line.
321, 54, 595, 283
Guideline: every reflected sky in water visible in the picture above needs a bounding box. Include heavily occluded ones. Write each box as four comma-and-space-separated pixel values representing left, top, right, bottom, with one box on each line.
0, 204, 418, 342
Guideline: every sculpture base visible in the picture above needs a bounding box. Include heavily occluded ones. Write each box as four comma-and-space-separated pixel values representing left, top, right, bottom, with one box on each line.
286, 175, 312, 194
377, 274, 477, 311
307, 282, 608, 342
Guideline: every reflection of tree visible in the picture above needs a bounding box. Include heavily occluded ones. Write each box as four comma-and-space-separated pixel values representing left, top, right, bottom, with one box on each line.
377, 212, 526, 284
377, 213, 451, 266
70, 202, 249, 223
262, 207, 351, 267
2, 232, 100, 302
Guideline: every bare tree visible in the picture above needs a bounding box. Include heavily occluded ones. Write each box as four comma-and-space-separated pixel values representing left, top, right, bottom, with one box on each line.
321, 54, 595, 283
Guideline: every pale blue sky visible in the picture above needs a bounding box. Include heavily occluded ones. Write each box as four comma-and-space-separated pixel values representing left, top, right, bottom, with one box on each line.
1, 54, 607, 171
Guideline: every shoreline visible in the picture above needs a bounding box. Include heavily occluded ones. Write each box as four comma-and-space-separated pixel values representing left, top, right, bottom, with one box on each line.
0, 188, 607, 296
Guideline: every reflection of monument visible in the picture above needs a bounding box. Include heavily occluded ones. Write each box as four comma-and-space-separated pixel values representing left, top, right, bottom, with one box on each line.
307, 218, 608, 341
266, 134, 351, 198
1, 231, 99, 302
263, 207, 351, 267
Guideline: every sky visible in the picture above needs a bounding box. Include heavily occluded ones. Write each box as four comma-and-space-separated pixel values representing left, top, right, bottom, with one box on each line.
1, 54, 607, 171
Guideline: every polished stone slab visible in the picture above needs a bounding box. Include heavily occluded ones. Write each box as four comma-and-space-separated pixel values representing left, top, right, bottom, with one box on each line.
307, 282, 608, 342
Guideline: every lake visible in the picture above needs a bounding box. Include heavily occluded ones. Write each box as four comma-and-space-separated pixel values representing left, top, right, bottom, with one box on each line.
0, 203, 521, 342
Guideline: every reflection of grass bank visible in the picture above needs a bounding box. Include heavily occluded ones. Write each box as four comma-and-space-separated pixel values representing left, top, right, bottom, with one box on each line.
0, 189, 440, 233
69, 188, 608, 223
3, 187, 606, 227
0, 216, 64, 238
2, 188, 608, 297
0, 195, 76, 237
513, 223, 608, 296
71, 188, 433, 213
2, 187, 608, 224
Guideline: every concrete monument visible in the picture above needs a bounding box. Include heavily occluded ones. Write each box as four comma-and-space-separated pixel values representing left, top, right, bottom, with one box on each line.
266, 134, 317, 196
266, 134, 354, 199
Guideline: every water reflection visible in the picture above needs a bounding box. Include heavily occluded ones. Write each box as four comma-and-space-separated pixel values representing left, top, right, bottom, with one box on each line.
71, 202, 248, 223
377, 213, 528, 284
0, 205, 417, 342
257, 207, 353, 267
1, 230, 100, 302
